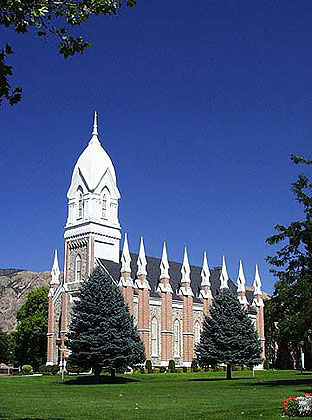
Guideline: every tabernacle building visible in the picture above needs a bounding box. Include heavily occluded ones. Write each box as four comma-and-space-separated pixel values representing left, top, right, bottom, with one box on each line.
47, 113, 265, 368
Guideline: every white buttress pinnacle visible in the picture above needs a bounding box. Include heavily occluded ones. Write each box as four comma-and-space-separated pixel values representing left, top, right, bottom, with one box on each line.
201, 251, 211, 287
121, 233, 131, 273
220, 255, 229, 289
51, 249, 60, 285
137, 237, 147, 276
159, 241, 170, 279
181, 247, 191, 283
237, 260, 246, 293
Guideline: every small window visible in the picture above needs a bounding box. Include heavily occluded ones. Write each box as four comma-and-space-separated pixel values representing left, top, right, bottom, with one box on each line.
194, 321, 201, 345
75, 255, 82, 282
102, 194, 107, 218
78, 192, 83, 219
151, 317, 159, 357
173, 319, 181, 357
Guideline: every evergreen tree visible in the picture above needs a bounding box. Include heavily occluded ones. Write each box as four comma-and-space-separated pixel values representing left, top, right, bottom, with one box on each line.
68, 266, 145, 377
196, 289, 262, 379
15, 286, 49, 369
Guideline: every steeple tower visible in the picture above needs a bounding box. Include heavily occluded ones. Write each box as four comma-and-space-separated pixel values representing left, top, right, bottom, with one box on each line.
64, 113, 121, 288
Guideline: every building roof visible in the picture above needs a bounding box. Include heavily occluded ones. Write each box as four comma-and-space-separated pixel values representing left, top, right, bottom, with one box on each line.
98, 253, 256, 312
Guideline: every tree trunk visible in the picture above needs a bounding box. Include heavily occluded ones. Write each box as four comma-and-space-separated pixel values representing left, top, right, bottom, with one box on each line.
226, 364, 232, 380
94, 365, 101, 377
110, 367, 116, 380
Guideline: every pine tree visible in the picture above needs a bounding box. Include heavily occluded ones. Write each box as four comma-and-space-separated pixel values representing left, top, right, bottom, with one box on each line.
196, 289, 262, 379
68, 266, 145, 377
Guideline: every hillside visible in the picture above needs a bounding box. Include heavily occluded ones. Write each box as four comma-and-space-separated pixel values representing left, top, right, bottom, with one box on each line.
0, 269, 52, 332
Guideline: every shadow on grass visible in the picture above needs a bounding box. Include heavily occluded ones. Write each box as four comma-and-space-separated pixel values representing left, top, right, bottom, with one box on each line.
188, 377, 253, 382
64, 375, 140, 385
0, 417, 64, 420
245, 377, 312, 389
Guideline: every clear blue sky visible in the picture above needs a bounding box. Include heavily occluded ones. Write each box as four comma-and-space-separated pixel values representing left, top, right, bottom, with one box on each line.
1, 1, 311, 293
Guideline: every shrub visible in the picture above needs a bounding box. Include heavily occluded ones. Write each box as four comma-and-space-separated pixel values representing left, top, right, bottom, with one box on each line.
50, 364, 59, 375
145, 359, 153, 374
191, 360, 199, 372
159, 367, 166, 373
168, 360, 176, 373
263, 359, 270, 370
66, 363, 85, 374
183, 366, 188, 373
21, 365, 33, 375
39, 365, 49, 374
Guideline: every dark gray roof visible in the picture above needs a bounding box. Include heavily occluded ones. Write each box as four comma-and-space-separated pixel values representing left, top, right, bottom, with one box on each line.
99, 253, 256, 309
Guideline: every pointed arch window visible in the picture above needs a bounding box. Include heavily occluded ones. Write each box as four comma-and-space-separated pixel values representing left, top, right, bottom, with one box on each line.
173, 319, 181, 357
194, 321, 201, 345
151, 317, 159, 357
75, 255, 82, 282
78, 191, 84, 219
102, 194, 107, 219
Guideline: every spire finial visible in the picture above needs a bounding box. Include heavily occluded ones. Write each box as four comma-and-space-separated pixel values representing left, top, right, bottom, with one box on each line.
159, 241, 170, 279
201, 251, 211, 287
51, 249, 60, 285
92, 111, 98, 136
121, 233, 131, 273
137, 237, 147, 276
237, 259, 246, 293
181, 246, 191, 283
220, 255, 229, 289
253, 264, 262, 295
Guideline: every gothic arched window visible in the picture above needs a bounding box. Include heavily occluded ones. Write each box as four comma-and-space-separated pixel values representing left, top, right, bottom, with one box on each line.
173, 319, 181, 357
194, 321, 201, 345
78, 191, 83, 219
102, 194, 107, 219
75, 255, 82, 282
151, 317, 159, 357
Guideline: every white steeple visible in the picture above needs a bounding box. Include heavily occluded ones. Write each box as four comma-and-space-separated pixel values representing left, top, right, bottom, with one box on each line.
137, 237, 147, 276
50, 250, 60, 285
64, 113, 121, 264
237, 260, 246, 293
220, 255, 229, 289
181, 247, 191, 283
121, 233, 131, 273
159, 241, 170, 279
253, 264, 262, 295
201, 251, 211, 287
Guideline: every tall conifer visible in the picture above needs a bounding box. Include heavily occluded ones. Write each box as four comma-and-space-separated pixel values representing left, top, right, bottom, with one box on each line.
196, 289, 262, 379
68, 266, 145, 377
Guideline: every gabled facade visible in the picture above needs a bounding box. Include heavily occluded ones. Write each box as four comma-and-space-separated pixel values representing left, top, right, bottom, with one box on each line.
47, 114, 266, 368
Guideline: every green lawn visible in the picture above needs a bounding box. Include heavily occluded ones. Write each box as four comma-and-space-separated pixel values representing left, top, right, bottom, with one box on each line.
0, 370, 311, 420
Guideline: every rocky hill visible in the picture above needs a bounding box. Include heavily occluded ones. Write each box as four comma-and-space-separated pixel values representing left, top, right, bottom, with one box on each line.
0, 269, 52, 332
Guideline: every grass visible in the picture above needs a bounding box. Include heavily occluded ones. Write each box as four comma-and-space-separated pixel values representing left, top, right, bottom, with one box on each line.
0, 370, 311, 419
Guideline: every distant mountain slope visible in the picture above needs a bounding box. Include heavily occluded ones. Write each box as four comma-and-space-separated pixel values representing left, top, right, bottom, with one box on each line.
0, 270, 52, 332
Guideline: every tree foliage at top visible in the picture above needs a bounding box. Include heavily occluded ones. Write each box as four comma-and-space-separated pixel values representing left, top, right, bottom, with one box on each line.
266, 155, 312, 368
15, 286, 49, 369
68, 266, 145, 377
196, 289, 262, 379
0, 0, 136, 105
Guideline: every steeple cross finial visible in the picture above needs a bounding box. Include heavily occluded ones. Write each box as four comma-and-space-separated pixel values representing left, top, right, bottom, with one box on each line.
92, 111, 98, 136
